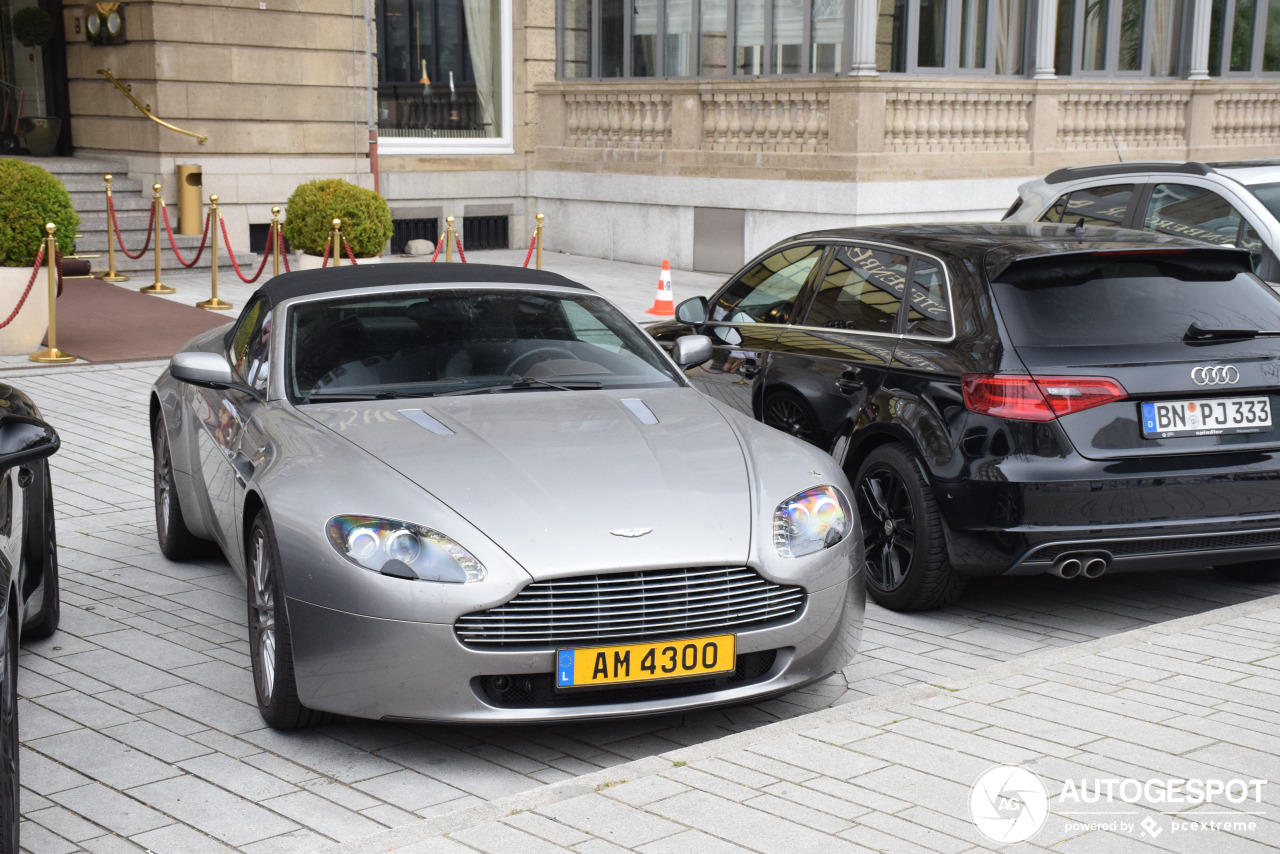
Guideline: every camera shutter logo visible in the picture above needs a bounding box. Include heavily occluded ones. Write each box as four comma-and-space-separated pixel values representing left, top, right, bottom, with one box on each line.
969, 765, 1049, 844
1191, 365, 1240, 386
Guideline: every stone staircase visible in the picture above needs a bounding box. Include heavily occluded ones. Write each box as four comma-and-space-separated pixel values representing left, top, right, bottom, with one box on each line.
14, 155, 216, 275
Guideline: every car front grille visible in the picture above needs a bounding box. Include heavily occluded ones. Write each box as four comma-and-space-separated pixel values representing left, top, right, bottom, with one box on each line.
455, 566, 805, 648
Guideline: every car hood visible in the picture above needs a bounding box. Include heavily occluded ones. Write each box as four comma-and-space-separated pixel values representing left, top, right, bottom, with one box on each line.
301, 388, 752, 577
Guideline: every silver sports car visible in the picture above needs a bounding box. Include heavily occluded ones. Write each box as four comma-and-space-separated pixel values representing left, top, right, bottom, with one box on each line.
151, 264, 863, 727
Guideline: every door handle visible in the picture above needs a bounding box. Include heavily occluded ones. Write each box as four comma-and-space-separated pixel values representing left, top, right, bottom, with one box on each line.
836, 373, 864, 394
740, 360, 760, 379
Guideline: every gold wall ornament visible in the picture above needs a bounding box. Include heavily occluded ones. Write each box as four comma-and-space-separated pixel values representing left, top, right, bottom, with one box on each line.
85, 2, 125, 45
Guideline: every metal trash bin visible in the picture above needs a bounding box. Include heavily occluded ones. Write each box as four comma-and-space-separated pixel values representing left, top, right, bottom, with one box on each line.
177, 164, 203, 235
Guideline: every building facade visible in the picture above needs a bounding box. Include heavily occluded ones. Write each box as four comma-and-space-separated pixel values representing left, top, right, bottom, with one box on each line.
1, 0, 1277, 271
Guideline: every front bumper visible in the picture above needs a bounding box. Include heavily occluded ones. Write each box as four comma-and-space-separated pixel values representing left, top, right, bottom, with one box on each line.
286, 571, 863, 723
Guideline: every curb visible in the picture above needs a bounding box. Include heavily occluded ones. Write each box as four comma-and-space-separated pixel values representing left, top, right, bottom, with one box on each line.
324, 589, 1280, 853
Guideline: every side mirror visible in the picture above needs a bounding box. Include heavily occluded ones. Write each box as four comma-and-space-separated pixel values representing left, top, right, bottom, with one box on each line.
672, 334, 713, 369
0, 416, 59, 470
675, 296, 709, 325
170, 352, 237, 390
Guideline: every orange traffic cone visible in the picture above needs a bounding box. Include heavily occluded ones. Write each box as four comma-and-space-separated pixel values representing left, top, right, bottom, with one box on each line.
646, 259, 675, 316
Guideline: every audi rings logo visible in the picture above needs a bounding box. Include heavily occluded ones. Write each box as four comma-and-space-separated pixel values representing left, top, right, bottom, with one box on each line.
970, 765, 1049, 844
1191, 365, 1240, 386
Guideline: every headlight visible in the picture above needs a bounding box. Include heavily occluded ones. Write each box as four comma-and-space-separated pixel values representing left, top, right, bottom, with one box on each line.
773, 485, 851, 558
326, 515, 486, 583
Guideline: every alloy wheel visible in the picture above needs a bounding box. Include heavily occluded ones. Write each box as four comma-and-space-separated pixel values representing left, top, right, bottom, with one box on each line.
859, 465, 916, 592
763, 395, 817, 443
249, 529, 277, 705
154, 428, 172, 536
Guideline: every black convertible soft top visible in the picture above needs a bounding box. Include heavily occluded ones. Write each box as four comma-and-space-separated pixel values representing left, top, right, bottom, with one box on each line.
256, 262, 589, 308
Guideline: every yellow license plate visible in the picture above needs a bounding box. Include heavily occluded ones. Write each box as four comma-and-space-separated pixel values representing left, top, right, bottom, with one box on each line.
556, 634, 736, 689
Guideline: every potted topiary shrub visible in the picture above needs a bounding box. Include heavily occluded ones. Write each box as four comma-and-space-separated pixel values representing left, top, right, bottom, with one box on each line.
281, 178, 393, 270
0, 159, 78, 354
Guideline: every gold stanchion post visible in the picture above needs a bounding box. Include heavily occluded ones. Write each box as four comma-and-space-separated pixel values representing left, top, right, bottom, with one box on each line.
535, 213, 544, 270
30, 224, 76, 364
198, 195, 233, 311
271, 206, 282, 278
140, 183, 174, 294
445, 216, 455, 263
96, 174, 129, 282
331, 219, 342, 267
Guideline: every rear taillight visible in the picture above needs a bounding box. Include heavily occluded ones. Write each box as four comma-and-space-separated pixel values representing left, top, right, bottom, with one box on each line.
963, 374, 1127, 422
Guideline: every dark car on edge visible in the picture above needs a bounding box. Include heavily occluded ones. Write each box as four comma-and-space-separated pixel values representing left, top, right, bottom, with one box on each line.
649, 223, 1280, 611
0, 384, 62, 852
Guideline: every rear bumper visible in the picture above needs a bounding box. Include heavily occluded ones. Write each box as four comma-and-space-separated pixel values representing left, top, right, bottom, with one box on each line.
936, 464, 1280, 575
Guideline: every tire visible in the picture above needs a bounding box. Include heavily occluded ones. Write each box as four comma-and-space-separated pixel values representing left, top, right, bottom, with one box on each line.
247, 509, 329, 729
0, 610, 19, 854
23, 464, 59, 640
152, 413, 207, 560
762, 390, 824, 447
855, 444, 966, 611
1213, 560, 1280, 583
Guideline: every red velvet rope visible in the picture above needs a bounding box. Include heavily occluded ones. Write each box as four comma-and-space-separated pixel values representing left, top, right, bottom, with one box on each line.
454, 235, 467, 264
320, 239, 332, 268
108, 196, 153, 260
0, 244, 45, 330
429, 234, 444, 263
341, 239, 359, 265
278, 228, 291, 273
219, 218, 271, 284
160, 204, 211, 268
522, 231, 537, 268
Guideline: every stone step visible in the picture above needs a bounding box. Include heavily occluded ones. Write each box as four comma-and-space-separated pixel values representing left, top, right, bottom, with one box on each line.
8, 154, 129, 174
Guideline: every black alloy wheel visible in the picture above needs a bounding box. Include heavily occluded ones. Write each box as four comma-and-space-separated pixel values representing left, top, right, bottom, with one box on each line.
247, 509, 328, 729
152, 414, 206, 560
0, 610, 18, 854
855, 444, 965, 611
23, 464, 60, 639
762, 391, 822, 446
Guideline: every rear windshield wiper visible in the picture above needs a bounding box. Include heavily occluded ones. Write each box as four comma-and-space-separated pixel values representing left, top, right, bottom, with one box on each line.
1184, 323, 1280, 342
438, 377, 604, 396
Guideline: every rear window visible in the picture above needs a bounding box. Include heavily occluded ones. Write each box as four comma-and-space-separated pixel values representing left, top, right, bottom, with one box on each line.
990, 256, 1280, 346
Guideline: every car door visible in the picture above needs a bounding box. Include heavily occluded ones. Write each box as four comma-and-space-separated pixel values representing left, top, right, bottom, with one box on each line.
757, 242, 909, 452
1139, 181, 1275, 279
191, 296, 272, 553
683, 242, 825, 416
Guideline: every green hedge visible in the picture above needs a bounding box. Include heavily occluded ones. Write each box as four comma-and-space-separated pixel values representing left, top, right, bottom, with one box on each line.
0, 159, 79, 267
281, 179, 393, 259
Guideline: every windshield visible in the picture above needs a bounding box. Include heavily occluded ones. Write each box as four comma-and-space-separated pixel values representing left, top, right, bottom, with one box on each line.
1250, 182, 1280, 222
991, 256, 1280, 347
286, 289, 683, 402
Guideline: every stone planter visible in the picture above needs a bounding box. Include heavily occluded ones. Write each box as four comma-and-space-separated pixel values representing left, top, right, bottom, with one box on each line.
0, 264, 49, 355
293, 252, 382, 271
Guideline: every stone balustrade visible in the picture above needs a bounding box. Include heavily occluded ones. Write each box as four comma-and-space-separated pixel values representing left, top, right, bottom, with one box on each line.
535, 78, 1280, 181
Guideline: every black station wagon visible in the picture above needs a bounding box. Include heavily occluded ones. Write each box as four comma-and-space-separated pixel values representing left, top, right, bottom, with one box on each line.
650, 223, 1280, 611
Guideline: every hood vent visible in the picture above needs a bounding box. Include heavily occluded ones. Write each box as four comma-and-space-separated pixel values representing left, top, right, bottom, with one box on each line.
621, 398, 658, 425
398, 409, 454, 436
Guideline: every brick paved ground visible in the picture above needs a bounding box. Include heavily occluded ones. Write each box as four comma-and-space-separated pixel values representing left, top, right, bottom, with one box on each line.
330, 592, 1280, 854
7, 254, 1279, 852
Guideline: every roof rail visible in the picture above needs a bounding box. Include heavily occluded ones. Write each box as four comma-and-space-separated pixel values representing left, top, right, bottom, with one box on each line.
1044, 162, 1211, 185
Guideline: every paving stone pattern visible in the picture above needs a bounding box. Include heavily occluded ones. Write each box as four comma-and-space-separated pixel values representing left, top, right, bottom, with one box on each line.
6, 255, 1279, 852
330, 593, 1280, 854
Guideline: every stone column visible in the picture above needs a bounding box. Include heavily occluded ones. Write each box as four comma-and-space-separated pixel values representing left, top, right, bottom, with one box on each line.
849, 0, 879, 77
1187, 0, 1214, 80
1033, 0, 1059, 80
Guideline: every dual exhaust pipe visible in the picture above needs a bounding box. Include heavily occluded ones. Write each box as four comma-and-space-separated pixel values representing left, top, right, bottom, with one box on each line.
1051, 552, 1110, 579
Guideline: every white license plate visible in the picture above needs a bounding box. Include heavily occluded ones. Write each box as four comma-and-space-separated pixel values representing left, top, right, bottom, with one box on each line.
1140, 397, 1272, 438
